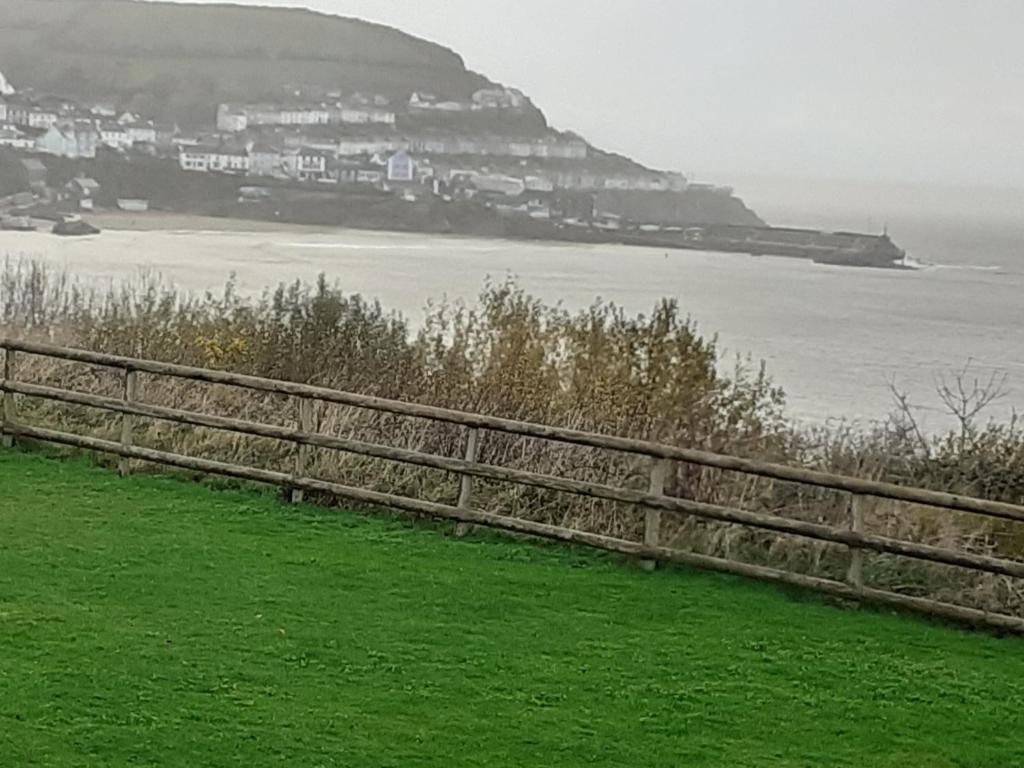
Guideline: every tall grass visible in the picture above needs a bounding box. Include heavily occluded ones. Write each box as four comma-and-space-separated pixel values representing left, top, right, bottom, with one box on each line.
2, 257, 1022, 615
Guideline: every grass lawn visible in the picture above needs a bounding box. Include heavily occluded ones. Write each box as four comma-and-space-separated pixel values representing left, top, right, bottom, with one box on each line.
2, 449, 1023, 767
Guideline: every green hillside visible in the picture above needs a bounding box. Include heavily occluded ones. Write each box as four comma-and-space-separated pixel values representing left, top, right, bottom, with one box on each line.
0, 0, 497, 124
2, 448, 1023, 767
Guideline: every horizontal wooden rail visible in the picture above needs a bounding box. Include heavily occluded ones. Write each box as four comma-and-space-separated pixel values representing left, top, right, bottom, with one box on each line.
4, 337, 1024, 524
8, 379, 1024, 581
7, 422, 1024, 633
4, 338, 1024, 633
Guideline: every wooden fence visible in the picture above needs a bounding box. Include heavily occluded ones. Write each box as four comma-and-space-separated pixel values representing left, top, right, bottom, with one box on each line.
3, 337, 1024, 632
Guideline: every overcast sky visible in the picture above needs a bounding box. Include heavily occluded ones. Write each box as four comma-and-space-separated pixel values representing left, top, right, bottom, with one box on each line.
166, 0, 1024, 188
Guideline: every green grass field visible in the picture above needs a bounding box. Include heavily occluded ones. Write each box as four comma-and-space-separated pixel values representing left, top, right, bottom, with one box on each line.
2, 449, 1023, 767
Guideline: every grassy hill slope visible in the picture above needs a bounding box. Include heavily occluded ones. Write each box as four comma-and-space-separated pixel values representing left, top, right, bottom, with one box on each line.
2, 449, 1023, 767
0, 0, 494, 124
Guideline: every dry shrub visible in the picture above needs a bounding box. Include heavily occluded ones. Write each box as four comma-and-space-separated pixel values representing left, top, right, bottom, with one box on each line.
2, 258, 1022, 615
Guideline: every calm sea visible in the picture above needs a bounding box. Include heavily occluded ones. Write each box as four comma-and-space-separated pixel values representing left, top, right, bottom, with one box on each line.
3, 179, 1022, 431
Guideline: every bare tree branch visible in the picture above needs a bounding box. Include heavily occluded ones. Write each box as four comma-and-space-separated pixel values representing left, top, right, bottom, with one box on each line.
933, 360, 1008, 452
887, 376, 931, 455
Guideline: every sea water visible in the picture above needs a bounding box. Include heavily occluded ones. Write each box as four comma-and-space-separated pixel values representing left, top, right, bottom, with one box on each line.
2, 187, 1021, 431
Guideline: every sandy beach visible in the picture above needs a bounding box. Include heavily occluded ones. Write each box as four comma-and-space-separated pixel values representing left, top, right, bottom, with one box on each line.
86, 210, 343, 234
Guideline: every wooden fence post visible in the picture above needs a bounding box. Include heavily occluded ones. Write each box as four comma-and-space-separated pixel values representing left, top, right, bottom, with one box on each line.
847, 495, 864, 591
118, 369, 138, 477
290, 396, 314, 504
641, 458, 670, 572
2, 348, 15, 449
455, 427, 480, 537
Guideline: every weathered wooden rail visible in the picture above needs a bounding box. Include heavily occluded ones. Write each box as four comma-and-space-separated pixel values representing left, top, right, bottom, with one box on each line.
3, 338, 1023, 632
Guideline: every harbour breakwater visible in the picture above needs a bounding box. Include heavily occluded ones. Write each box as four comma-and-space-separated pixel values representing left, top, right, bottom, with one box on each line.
507, 219, 908, 268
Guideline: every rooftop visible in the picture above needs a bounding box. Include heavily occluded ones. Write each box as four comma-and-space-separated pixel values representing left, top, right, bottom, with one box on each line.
71, 176, 100, 190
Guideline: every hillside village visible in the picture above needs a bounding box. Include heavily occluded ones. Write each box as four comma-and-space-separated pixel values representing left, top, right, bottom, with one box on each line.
0, 65, 756, 233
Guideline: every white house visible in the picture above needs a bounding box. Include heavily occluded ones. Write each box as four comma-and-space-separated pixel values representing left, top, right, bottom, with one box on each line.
523, 191, 552, 219
98, 122, 132, 151
0, 126, 34, 150
386, 150, 416, 183
402, 133, 587, 160
279, 106, 330, 126
26, 108, 59, 130
282, 147, 333, 182
356, 167, 384, 185
90, 103, 117, 118
179, 144, 251, 174
409, 92, 468, 112
472, 88, 528, 110
125, 122, 157, 146
36, 122, 99, 159
269, 105, 328, 126
0, 100, 7, 123
222, 101, 396, 130
97, 118, 160, 153
492, 191, 551, 219
334, 105, 397, 125
597, 173, 685, 192
29, 111, 58, 130
363, 107, 396, 125
4, 102, 28, 126
218, 102, 339, 131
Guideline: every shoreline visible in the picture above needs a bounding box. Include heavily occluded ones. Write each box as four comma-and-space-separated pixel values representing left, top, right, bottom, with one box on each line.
76, 210, 629, 251
81, 211, 566, 246
85, 211, 349, 234
83, 211, 909, 270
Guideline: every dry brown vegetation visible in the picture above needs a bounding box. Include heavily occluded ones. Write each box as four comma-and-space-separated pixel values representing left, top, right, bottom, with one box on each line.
2, 257, 1022, 615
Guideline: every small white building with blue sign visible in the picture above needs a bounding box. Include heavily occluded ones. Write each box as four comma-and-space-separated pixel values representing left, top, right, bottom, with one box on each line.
386, 150, 416, 183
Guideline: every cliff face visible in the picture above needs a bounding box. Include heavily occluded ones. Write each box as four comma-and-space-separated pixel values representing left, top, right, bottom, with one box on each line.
1, 0, 764, 227
595, 190, 765, 227
0, 0, 493, 123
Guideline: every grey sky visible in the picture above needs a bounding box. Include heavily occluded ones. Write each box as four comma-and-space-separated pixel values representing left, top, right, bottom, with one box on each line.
164, 0, 1024, 188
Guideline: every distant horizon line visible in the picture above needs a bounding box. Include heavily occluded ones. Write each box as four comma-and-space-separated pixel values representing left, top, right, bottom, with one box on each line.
697, 172, 1024, 195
